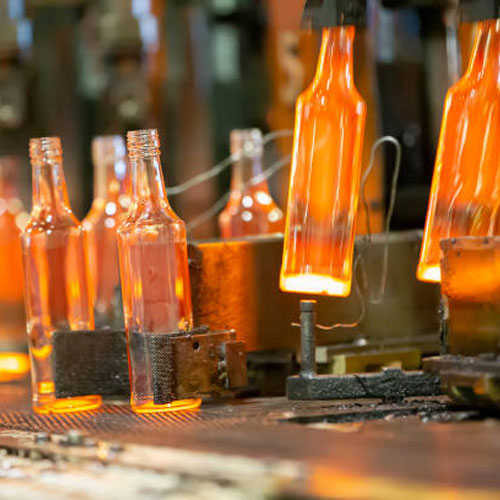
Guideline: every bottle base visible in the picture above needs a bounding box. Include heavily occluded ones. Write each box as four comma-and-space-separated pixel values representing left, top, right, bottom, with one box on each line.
131, 398, 202, 414
280, 273, 351, 297
33, 395, 102, 414
417, 264, 441, 283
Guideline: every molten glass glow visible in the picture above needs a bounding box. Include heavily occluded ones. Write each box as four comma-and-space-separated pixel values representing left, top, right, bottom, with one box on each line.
118, 129, 198, 413
280, 26, 366, 297
280, 274, 350, 296
21, 137, 101, 414
219, 129, 284, 238
0, 157, 28, 381
132, 398, 202, 414
418, 20, 500, 283
0, 353, 30, 382
83, 135, 130, 328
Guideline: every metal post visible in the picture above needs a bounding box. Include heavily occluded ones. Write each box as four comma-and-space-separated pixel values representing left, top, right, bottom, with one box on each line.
299, 299, 317, 378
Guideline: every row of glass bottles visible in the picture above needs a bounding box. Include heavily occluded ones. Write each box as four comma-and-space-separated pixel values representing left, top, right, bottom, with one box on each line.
20, 127, 285, 414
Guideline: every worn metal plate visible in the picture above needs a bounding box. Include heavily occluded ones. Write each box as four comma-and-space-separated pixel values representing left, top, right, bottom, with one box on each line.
287, 368, 441, 401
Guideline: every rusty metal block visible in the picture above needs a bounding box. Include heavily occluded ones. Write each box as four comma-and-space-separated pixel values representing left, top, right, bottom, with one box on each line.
52, 328, 247, 401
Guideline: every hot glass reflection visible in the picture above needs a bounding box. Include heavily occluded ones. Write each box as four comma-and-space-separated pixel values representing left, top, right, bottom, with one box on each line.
117, 129, 200, 413
21, 137, 101, 414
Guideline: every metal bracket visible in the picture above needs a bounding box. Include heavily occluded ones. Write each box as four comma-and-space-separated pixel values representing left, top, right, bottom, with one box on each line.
52, 327, 247, 402
287, 300, 440, 402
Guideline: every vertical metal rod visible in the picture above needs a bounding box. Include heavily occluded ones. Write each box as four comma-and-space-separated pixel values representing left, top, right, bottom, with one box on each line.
300, 299, 317, 378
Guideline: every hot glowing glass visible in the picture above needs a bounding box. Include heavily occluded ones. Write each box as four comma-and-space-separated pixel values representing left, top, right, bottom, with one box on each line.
219, 129, 284, 238
83, 135, 130, 328
280, 26, 366, 297
418, 20, 500, 283
0, 156, 29, 381
117, 129, 200, 413
21, 137, 101, 414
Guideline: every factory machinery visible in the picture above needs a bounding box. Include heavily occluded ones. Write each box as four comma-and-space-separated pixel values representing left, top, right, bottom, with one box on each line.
2, 0, 500, 498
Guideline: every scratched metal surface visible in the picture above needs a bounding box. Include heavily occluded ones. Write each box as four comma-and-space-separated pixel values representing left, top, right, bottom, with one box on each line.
1, 382, 500, 498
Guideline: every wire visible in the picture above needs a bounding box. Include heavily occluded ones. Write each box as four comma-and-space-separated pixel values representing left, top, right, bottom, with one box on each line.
166, 129, 293, 197
360, 135, 402, 304
186, 153, 292, 233
302, 135, 402, 331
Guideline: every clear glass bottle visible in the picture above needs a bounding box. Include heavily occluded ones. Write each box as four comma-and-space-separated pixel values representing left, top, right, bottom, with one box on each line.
418, 20, 500, 283
0, 156, 30, 382
218, 129, 284, 238
117, 129, 200, 413
280, 26, 366, 297
21, 137, 101, 414
83, 135, 130, 328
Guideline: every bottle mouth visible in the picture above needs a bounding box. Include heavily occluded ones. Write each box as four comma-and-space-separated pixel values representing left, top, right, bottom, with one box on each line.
230, 128, 263, 159
92, 135, 126, 166
127, 129, 161, 160
29, 137, 62, 165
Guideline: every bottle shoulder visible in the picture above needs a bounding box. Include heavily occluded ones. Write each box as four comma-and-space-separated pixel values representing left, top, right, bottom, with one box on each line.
298, 81, 366, 114
23, 207, 81, 235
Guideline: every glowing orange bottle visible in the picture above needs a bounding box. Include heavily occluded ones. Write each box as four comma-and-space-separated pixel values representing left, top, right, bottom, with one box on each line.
117, 129, 200, 413
21, 137, 101, 414
219, 129, 284, 238
0, 156, 29, 382
83, 135, 130, 328
418, 20, 500, 283
280, 26, 366, 296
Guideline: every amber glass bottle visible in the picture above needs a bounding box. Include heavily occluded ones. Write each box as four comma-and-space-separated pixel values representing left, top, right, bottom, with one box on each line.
0, 157, 29, 381
21, 137, 101, 414
83, 135, 130, 328
418, 20, 500, 283
219, 129, 284, 238
117, 129, 200, 413
280, 26, 366, 297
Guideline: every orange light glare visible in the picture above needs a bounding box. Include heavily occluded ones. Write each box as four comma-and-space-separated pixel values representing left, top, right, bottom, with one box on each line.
418, 20, 500, 283
21, 137, 101, 414
280, 26, 366, 297
132, 398, 202, 414
0, 353, 29, 382
219, 129, 284, 238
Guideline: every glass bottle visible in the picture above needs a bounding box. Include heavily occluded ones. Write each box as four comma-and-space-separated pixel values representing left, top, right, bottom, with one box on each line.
83, 135, 130, 328
280, 26, 366, 297
219, 129, 284, 238
117, 129, 200, 413
418, 20, 500, 283
21, 137, 101, 414
0, 156, 30, 382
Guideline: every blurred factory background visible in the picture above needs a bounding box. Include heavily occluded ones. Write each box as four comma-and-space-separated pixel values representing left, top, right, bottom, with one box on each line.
0, 0, 476, 239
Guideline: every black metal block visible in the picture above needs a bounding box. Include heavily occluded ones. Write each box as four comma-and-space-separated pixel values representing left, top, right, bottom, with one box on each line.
53, 329, 129, 398
52, 327, 248, 401
287, 368, 441, 402
460, 0, 500, 22
302, 0, 367, 28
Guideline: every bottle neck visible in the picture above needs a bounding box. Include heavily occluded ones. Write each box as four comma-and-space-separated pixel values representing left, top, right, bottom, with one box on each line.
32, 160, 71, 212
94, 157, 128, 201
466, 19, 500, 81
230, 155, 267, 193
131, 154, 170, 209
313, 26, 355, 90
